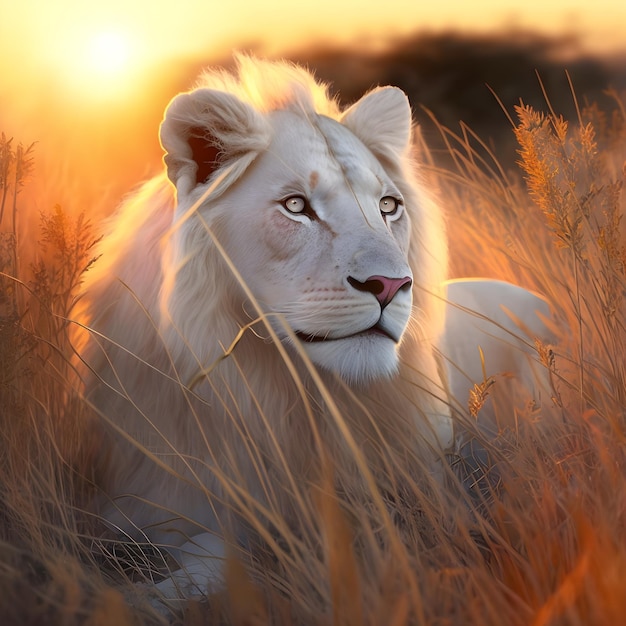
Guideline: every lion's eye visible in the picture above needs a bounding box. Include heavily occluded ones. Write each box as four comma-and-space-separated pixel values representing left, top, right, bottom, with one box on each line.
379, 196, 402, 217
282, 196, 307, 214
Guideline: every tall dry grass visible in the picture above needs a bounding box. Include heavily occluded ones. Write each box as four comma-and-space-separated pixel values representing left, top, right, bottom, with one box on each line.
0, 85, 625, 625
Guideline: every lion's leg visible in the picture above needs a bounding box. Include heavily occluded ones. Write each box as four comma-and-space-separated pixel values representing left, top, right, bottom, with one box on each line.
154, 532, 227, 602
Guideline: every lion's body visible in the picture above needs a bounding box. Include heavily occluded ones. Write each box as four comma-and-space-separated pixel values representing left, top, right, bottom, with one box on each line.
73, 59, 553, 595
74, 58, 455, 552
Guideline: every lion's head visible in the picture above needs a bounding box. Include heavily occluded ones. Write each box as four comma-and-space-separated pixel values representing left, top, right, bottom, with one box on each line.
73, 55, 454, 559
158, 56, 447, 384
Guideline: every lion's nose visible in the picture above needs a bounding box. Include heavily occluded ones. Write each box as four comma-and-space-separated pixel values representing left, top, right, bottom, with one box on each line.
347, 275, 412, 309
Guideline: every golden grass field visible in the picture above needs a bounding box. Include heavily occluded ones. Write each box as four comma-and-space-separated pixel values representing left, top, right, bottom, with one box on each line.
1, 79, 625, 625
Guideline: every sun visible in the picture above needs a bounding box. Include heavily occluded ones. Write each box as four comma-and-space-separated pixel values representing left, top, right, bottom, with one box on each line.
88, 30, 132, 76
53, 27, 143, 101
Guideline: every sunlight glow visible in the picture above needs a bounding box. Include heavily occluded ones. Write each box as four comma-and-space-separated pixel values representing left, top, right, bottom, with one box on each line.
88, 30, 132, 76
61, 27, 143, 101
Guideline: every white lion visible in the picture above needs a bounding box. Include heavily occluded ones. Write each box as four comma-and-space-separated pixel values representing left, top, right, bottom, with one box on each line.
73, 56, 553, 600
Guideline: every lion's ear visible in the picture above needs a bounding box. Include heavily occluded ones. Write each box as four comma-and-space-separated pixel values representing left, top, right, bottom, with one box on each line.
159, 89, 270, 197
341, 86, 412, 163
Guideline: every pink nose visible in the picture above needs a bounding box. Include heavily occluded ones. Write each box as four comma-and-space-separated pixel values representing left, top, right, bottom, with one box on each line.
347, 275, 413, 309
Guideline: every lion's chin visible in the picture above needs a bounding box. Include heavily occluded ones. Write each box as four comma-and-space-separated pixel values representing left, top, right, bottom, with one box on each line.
301, 333, 400, 385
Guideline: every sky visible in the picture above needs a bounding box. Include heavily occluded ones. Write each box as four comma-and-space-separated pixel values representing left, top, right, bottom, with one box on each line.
4, 0, 626, 59
2, 0, 625, 101
1, 0, 625, 222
